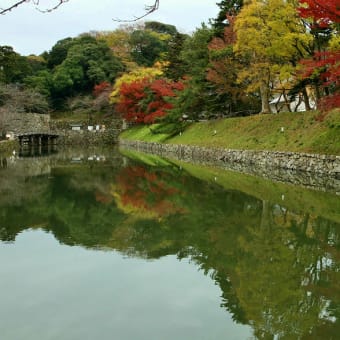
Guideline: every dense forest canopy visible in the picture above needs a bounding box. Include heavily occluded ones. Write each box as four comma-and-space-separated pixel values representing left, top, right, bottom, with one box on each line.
0, 0, 339, 135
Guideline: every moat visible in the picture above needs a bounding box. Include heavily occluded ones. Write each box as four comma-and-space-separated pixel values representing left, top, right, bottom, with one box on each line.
0, 146, 339, 339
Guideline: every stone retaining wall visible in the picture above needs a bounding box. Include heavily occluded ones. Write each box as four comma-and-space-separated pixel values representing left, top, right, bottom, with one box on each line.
55, 129, 120, 145
119, 139, 340, 192
51, 118, 122, 145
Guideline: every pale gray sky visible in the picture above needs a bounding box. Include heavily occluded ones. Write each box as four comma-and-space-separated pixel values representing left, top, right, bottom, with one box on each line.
0, 0, 219, 55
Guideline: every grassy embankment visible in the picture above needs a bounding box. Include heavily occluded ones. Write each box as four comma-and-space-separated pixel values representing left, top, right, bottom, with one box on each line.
120, 110, 340, 155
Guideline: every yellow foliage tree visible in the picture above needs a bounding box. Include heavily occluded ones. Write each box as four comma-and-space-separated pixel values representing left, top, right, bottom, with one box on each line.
234, 0, 312, 113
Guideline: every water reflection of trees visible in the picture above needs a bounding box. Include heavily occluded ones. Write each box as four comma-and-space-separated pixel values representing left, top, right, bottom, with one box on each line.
234, 203, 336, 339
0, 153, 339, 338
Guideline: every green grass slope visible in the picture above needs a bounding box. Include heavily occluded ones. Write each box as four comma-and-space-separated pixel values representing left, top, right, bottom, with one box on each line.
120, 110, 340, 155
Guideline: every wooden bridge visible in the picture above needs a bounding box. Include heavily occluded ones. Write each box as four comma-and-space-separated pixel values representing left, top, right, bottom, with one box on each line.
16, 132, 59, 146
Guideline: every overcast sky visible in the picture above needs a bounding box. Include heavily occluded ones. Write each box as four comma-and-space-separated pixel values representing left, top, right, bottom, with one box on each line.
0, 0, 219, 56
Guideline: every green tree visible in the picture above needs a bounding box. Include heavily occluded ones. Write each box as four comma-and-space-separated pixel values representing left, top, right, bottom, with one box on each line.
129, 29, 168, 67
145, 21, 177, 36
45, 37, 74, 69
24, 70, 53, 97
211, 0, 244, 36
26, 55, 47, 73
0, 45, 32, 84
50, 35, 124, 99
95, 28, 137, 70
169, 24, 225, 120
164, 32, 189, 81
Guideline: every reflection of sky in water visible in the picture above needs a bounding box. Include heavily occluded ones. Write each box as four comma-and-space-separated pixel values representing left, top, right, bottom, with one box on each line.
0, 230, 252, 340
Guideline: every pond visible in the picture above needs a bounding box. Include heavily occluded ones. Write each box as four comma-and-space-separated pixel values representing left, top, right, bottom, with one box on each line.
0, 146, 339, 340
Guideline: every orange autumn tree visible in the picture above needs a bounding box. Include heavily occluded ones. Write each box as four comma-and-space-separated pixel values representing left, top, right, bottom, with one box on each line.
115, 77, 184, 124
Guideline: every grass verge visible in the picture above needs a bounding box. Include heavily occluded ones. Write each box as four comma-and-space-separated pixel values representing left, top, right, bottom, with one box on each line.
120, 109, 340, 155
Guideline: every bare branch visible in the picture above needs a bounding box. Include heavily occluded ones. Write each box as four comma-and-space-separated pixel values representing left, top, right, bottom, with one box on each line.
1, 0, 27, 15
1, 0, 159, 20
0, 0, 69, 15
113, 0, 159, 22
36, 0, 70, 13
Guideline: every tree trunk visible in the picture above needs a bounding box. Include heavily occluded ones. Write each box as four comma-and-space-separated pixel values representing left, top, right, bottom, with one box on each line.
283, 91, 292, 112
302, 88, 311, 111
315, 84, 321, 101
260, 82, 271, 114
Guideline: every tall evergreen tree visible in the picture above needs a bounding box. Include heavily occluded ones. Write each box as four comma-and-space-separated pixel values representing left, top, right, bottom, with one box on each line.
211, 0, 244, 36
164, 33, 188, 81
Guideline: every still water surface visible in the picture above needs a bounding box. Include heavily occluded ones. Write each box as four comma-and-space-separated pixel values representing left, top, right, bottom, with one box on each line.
0, 146, 339, 339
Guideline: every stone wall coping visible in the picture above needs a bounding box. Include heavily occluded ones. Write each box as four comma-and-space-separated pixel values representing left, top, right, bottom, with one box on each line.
122, 140, 339, 159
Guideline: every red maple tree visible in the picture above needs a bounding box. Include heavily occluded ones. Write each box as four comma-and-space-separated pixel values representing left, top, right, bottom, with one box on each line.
298, 0, 340, 26
115, 77, 184, 124
297, 0, 340, 111
93, 81, 111, 97
300, 51, 340, 86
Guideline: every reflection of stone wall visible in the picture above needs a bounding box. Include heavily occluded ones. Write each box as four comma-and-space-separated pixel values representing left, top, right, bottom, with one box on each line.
3, 112, 50, 134
119, 140, 340, 192
0, 140, 18, 155
0, 157, 52, 177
